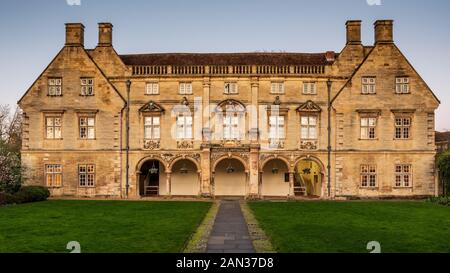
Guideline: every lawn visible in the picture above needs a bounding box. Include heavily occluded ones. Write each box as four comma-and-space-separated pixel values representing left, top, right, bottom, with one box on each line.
0, 200, 211, 253
248, 201, 450, 253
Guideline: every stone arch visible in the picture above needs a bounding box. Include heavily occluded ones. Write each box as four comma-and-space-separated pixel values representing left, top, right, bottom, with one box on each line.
169, 156, 201, 173
260, 156, 292, 173
293, 155, 326, 197
136, 155, 169, 173
212, 155, 249, 174
293, 155, 326, 175
215, 99, 247, 113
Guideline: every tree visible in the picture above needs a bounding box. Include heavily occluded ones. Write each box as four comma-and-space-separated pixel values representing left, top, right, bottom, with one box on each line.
0, 105, 23, 193
437, 151, 450, 196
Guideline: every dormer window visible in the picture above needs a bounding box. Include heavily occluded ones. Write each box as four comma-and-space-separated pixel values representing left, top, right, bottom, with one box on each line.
48, 78, 62, 96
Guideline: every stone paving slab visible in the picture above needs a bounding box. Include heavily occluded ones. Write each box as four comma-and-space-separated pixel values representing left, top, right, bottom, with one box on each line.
206, 200, 255, 253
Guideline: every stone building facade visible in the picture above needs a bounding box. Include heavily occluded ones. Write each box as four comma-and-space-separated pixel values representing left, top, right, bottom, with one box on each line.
18, 20, 440, 199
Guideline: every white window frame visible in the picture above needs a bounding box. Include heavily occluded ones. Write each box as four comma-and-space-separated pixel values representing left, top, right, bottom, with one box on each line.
360, 117, 377, 140
395, 164, 412, 188
224, 82, 238, 94
362, 77, 376, 94
179, 82, 193, 95
48, 78, 62, 96
145, 82, 159, 95
144, 116, 161, 140
361, 165, 377, 188
396, 77, 410, 94
78, 164, 95, 187
81, 78, 94, 96
303, 82, 317, 95
45, 164, 62, 188
45, 116, 62, 139
223, 114, 241, 140
269, 115, 285, 141
79, 116, 96, 140
271, 82, 285, 94
176, 115, 193, 140
300, 115, 318, 140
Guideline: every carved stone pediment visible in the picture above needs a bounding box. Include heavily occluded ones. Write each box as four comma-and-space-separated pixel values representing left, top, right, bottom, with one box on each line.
140, 101, 165, 113
296, 100, 322, 113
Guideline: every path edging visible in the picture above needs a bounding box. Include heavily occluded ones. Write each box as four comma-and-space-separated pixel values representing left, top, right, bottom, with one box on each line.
240, 201, 276, 253
183, 201, 220, 253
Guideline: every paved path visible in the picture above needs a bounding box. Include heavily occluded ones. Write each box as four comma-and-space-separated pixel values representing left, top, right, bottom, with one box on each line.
206, 200, 255, 253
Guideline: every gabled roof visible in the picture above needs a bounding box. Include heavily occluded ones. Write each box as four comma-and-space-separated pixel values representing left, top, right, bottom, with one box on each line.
331, 44, 440, 106
436, 131, 450, 143
119, 52, 335, 66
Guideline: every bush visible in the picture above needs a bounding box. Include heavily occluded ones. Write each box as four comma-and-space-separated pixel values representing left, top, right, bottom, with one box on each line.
0, 186, 50, 205
427, 196, 450, 206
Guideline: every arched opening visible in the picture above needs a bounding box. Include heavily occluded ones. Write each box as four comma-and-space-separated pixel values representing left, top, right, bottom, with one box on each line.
171, 159, 200, 196
213, 158, 247, 196
139, 159, 166, 196
261, 159, 290, 197
294, 159, 323, 197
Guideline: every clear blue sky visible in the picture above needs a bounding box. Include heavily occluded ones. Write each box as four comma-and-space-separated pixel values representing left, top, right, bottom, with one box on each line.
0, 0, 449, 130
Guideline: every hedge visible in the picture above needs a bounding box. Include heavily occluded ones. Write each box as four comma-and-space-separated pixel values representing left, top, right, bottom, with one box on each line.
0, 186, 50, 205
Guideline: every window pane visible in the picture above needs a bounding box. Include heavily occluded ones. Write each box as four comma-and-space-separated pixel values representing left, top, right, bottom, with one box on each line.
88, 118, 95, 126
301, 127, 308, 139
47, 127, 54, 139
309, 116, 317, 125
153, 127, 160, 139
88, 128, 95, 139
301, 117, 309, 125
54, 127, 61, 139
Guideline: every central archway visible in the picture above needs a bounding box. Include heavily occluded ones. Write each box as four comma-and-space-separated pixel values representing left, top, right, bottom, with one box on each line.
170, 158, 200, 196
213, 158, 247, 196
261, 158, 290, 197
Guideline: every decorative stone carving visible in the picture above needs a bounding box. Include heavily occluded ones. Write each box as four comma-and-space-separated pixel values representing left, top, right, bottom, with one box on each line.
300, 140, 318, 150
140, 101, 165, 113
180, 97, 189, 106
143, 140, 160, 150
273, 96, 282, 106
188, 153, 201, 162
296, 100, 322, 112
177, 140, 194, 149
161, 153, 176, 164
269, 140, 285, 149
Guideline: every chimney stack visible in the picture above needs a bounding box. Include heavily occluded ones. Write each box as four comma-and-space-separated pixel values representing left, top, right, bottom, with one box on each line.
346, 20, 362, 45
374, 20, 394, 44
98, 23, 113, 47
65, 23, 85, 47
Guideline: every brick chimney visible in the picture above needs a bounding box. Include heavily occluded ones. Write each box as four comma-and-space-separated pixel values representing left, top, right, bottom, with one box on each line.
374, 20, 394, 44
98, 22, 113, 47
346, 20, 362, 45
65, 23, 85, 47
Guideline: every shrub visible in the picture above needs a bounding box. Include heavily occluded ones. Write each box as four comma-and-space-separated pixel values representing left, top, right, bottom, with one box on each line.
437, 151, 450, 196
0, 186, 50, 205
427, 196, 449, 206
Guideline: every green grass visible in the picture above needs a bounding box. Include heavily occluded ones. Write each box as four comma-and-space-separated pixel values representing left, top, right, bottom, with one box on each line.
0, 200, 211, 253
248, 201, 450, 253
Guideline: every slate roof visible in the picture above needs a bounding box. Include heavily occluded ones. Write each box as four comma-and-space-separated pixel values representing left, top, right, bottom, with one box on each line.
119, 52, 335, 66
